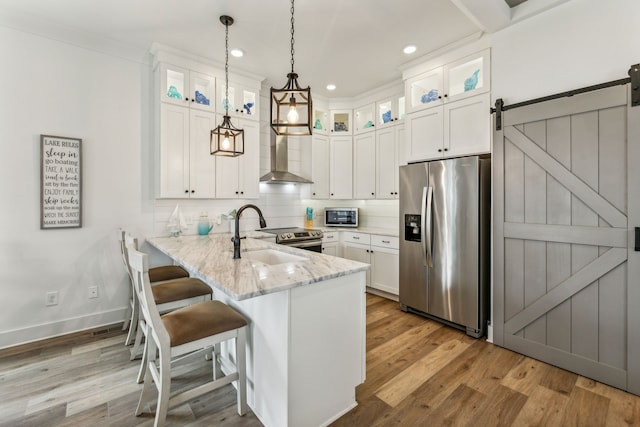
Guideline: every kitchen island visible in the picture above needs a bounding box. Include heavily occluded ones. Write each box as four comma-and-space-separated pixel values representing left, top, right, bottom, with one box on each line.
147, 234, 369, 427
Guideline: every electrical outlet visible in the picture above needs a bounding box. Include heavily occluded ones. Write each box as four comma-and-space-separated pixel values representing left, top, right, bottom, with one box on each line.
88, 286, 98, 299
46, 291, 59, 306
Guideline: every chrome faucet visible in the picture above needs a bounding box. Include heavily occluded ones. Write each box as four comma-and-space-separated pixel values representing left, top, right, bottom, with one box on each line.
232, 204, 267, 259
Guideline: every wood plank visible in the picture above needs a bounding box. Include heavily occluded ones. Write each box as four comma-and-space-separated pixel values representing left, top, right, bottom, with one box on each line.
375, 338, 471, 407
570, 110, 602, 363
503, 84, 627, 127
471, 384, 528, 426
501, 357, 551, 396
504, 248, 627, 335
511, 384, 570, 427
504, 125, 626, 228
576, 376, 640, 426
504, 222, 627, 247
560, 386, 610, 426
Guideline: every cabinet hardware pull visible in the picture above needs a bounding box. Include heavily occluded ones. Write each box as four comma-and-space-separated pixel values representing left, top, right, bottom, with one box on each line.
191, 190, 195, 193
444, 148, 448, 151
382, 240, 390, 243
185, 190, 189, 193
438, 149, 442, 152
353, 236, 359, 239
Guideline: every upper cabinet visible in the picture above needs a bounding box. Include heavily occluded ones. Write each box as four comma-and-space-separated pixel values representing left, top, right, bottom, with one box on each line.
160, 64, 216, 113
312, 105, 330, 135
330, 109, 352, 135
354, 103, 376, 134
375, 94, 405, 130
217, 80, 259, 120
405, 48, 491, 163
405, 49, 489, 114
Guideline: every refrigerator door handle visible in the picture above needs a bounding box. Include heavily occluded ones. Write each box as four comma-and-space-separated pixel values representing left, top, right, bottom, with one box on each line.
425, 186, 433, 267
421, 187, 428, 267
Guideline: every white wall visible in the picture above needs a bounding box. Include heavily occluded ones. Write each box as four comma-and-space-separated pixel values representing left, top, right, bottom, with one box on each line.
492, 0, 640, 104
0, 25, 152, 347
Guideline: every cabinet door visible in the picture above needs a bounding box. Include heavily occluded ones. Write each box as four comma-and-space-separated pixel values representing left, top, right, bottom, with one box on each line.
376, 126, 398, 199
330, 110, 352, 135
311, 134, 330, 199
444, 93, 490, 158
376, 94, 405, 129
354, 103, 376, 134
160, 64, 190, 107
322, 243, 338, 256
237, 119, 260, 198
219, 81, 259, 119
312, 106, 329, 134
189, 110, 216, 198
406, 108, 444, 162
370, 246, 399, 295
406, 67, 444, 114
353, 133, 376, 199
444, 49, 490, 103
330, 137, 353, 199
188, 71, 215, 112
343, 243, 371, 286
159, 104, 190, 198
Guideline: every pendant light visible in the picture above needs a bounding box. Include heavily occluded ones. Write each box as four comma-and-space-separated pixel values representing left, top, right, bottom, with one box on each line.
270, 0, 312, 136
211, 15, 244, 157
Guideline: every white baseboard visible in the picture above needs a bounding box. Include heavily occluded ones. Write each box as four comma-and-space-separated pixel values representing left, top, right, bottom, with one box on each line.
0, 307, 128, 350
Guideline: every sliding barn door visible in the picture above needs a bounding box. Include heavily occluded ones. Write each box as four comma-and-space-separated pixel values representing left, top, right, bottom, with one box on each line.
493, 84, 640, 393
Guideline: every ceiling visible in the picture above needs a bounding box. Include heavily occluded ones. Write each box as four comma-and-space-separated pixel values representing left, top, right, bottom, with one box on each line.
0, 0, 541, 98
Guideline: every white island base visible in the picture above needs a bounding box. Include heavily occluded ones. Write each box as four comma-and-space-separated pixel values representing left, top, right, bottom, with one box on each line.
214, 271, 366, 427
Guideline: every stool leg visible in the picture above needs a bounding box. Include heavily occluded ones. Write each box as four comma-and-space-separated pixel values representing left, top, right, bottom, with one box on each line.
236, 327, 247, 416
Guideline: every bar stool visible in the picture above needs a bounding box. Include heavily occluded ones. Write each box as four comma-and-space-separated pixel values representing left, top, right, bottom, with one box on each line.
127, 245, 248, 427
118, 229, 190, 346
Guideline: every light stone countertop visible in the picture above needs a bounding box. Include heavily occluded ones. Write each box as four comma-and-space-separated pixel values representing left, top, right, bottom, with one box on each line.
318, 226, 399, 237
147, 234, 370, 301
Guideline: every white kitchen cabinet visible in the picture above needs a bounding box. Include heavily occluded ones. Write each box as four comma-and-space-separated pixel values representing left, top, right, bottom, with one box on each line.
369, 235, 399, 295
330, 109, 352, 135
343, 242, 371, 286
157, 104, 217, 198
353, 132, 376, 199
217, 79, 259, 119
354, 103, 376, 134
376, 93, 405, 129
312, 105, 330, 135
215, 117, 260, 198
321, 231, 340, 257
406, 93, 490, 162
311, 134, 330, 199
160, 63, 216, 113
376, 124, 403, 199
405, 49, 489, 114
329, 136, 353, 199
341, 232, 399, 295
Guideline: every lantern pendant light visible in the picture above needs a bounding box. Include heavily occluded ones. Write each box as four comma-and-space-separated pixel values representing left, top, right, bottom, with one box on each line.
270, 0, 312, 136
211, 15, 244, 157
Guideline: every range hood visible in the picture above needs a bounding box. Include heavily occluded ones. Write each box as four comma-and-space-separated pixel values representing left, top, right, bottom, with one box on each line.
260, 131, 313, 184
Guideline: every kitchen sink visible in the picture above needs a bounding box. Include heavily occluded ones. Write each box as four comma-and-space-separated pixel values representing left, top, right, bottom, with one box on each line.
243, 249, 308, 266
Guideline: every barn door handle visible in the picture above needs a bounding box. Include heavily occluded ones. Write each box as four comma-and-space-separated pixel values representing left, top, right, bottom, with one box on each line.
635, 227, 640, 251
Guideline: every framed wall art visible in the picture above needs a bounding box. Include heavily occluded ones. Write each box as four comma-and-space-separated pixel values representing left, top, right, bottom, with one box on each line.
40, 135, 82, 229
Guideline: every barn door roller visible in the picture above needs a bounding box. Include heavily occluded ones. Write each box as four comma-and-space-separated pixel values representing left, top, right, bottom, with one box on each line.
629, 64, 640, 107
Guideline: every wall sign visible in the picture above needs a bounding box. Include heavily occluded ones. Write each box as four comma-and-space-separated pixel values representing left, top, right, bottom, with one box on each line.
40, 135, 82, 229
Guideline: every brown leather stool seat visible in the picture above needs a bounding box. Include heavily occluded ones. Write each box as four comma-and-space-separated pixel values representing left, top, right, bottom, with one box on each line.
152, 278, 212, 305
162, 300, 248, 347
149, 265, 189, 283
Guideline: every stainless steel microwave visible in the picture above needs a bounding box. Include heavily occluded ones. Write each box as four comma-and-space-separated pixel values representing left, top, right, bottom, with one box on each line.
324, 208, 358, 227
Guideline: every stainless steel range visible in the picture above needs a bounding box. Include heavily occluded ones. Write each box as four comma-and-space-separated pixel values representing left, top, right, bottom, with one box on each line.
261, 227, 323, 252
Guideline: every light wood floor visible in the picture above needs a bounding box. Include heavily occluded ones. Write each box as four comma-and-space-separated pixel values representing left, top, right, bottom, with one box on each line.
1, 294, 639, 426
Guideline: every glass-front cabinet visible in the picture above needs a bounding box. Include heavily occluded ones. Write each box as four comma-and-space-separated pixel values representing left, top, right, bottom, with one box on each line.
354, 103, 376, 134
376, 94, 405, 129
218, 80, 259, 119
405, 48, 489, 114
160, 64, 215, 112
330, 109, 352, 135
312, 105, 329, 134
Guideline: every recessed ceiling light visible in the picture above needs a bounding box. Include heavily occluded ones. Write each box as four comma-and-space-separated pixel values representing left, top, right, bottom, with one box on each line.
403, 45, 417, 55
326, 84, 336, 91
230, 48, 244, 58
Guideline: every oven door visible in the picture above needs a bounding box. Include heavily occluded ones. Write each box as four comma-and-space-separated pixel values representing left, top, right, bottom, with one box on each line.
279, 240, 322, 253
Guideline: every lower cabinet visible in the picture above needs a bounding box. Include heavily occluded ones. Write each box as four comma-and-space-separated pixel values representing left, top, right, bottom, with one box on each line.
341, 232, 399, 295
321, 231, 340, 256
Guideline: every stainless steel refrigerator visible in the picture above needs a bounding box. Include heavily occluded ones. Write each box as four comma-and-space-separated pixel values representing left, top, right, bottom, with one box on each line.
399, 156, 490, 338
